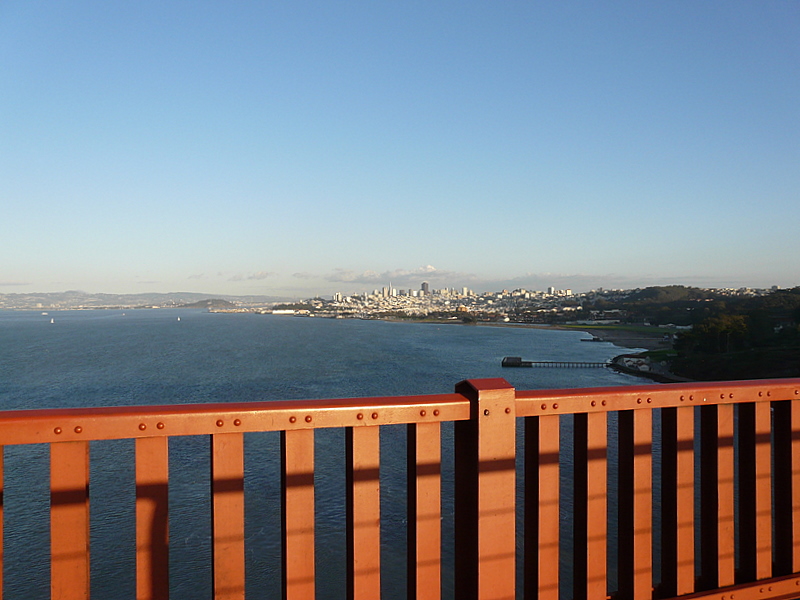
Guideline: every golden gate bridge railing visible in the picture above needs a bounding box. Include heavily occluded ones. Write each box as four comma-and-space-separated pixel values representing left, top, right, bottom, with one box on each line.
1, 377, 800, 599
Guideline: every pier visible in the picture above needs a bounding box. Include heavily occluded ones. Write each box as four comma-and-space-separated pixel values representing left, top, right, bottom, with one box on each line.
502, 355, 609, 368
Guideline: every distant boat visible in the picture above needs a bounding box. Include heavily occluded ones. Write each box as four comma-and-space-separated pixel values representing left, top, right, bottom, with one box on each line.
177, 317, 181, 321
42, 312, 48, 315
50, 318, 54, 324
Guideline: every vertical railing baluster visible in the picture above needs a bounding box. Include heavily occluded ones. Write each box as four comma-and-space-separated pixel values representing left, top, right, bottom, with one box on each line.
136, 436, 170, 600
407, 421, 441, 600
51, 440, 90, 600
346, 425, 381, 599
523, 416, 539, 600
212, 432, 245, 600
717, 404, 735, 587
793, 399, 800, 573
633, 409, 652, 600
282, 428, 315, 599
453, 378, 516, 600
755, 401, 772, 579
539, 414, 560, 600
587, 411, 608, 600
675, 405, 695, 595
0, 444, 3, 600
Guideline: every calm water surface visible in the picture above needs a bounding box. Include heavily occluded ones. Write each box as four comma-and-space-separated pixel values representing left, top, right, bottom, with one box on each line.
0, 309, 648, 599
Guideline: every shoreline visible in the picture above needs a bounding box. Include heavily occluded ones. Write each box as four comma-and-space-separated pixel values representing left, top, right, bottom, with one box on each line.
463, 320, 695, 383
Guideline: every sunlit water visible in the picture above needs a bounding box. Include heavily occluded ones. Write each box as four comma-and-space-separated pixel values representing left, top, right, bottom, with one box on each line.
0, 309, 648, 599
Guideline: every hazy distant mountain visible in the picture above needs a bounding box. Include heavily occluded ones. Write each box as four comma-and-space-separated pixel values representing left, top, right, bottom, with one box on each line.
0, 291, 295, 309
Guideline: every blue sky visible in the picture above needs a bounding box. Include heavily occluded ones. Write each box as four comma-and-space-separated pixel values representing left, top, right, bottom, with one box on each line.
1, 1, 798, 297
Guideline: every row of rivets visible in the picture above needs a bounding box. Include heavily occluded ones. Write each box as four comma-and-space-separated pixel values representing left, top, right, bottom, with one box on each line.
53, 426, 83, 434
138, 422, 167, 431
418, 409, 441, 417
288, 415, 315, 423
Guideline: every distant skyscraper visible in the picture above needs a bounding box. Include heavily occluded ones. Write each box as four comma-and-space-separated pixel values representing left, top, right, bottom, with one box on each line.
421, 281, 430, 295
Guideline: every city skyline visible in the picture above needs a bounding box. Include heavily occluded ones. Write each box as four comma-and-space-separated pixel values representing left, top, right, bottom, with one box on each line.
2, 2, 798, 297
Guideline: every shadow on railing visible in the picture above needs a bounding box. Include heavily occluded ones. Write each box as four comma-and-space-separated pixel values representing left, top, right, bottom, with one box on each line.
1, 377, 800, 599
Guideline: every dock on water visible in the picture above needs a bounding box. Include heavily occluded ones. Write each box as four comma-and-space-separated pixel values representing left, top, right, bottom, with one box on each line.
501, 356, 609, 368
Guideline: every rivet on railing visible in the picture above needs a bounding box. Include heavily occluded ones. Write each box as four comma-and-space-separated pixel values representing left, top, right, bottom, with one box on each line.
157, 422, 165, 429
139, 423, 147, 431
305, 415, 312, 423
289, 416, 296, 423
505, 407, 511, 414
54, 427, 62, 435
680, 395, 685, 401
690, 395, 694, 401
637, 398, 642, 404
216, 420, 224, 427
759, 391, 763, 397
357, 413, 364, 420
647, 398, 652, 403
484, 409, 490, 416
371, 412, 378, 420
590, 400, 596, 407
74, 426, 82, 434
552, 403, 558, 410
433, 409, 440, 416
729, 394, 734, 399
541, 403, 547, 410
601, 400, 607, 406
420, 410, 426, 417
233, 419, 241, 427
720, 394, 725, 400
767, 391, 772, 397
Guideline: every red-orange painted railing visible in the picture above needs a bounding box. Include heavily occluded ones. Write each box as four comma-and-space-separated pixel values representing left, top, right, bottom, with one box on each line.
1, 377, 800, 599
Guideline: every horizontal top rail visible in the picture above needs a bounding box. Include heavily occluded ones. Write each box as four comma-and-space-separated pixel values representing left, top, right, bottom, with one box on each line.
0, 392, 470, 445
516, 377, 800, 417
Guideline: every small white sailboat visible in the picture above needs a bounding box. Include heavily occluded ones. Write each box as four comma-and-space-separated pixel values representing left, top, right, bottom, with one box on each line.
50, 318, 54, 324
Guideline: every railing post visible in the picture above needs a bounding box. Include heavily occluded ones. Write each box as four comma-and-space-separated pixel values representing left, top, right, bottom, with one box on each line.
454, 378, 516, 600
51, 440, 90, 600
0, 445, 4, 600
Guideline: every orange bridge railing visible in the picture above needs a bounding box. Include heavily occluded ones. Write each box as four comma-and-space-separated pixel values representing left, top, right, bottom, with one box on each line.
2, 377, 800, 599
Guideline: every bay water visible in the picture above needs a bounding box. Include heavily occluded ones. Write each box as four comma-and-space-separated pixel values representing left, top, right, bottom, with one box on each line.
0, 309, 647, 599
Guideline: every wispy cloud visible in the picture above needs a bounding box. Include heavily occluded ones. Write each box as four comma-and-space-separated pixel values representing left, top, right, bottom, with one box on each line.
292, 272, 316, 280
248, 271, 275, 280
228, 271, 277, 282
0, 281, 31, 286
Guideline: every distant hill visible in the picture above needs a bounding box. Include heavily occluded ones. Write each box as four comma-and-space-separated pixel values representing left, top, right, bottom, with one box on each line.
0, 291, 297, 309
178, 298, 237, 309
